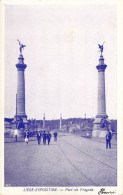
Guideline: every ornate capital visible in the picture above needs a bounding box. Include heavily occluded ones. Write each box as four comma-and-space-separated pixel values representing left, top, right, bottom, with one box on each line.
96, 64, 107, 71
16, 54, 27, 70
96, 55, 107, 71
16, 64, 27, 71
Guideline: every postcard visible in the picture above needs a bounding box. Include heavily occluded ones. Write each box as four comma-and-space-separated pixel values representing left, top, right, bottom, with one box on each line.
0, 0, 123, 194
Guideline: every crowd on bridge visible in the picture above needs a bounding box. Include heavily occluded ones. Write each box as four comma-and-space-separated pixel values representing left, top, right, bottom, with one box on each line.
14, 128, 112, 149
14, 129, 58, 145
36, 130, 53, 145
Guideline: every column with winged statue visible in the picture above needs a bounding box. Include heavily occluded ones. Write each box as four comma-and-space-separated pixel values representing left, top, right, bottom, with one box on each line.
15, 40, 27, 123
60, 113, 62, 130
92, 44, 110, 137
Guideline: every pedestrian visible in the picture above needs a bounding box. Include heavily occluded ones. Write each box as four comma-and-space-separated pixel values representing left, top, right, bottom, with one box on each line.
43, 131, 46, 145
106, 129, 112, 149
25, 135, 28, 144
37, 130, 41, 145
54, 131, 58, 141
47, 131, 51, 145
14, 128, 18, 142
24, 130, 29, 145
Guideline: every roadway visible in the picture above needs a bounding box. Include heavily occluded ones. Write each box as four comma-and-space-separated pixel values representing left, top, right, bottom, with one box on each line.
4, 133, 117, 186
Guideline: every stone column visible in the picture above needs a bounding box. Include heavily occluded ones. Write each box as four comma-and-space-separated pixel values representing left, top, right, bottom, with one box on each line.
43, 113, 45, 130
97, 55, 107, 117
16, 54, 27, 122
60, 114, 62, 130
93, 55, 109, 137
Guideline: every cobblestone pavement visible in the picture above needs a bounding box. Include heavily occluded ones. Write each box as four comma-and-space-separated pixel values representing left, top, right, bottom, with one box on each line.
4, 133, 117, 187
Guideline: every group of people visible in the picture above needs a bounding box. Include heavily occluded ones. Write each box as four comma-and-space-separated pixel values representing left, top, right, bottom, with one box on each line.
37, 130, 58, 145
13, 128, 58, 145
37, 131, 52, 145
14, 128, 112, 149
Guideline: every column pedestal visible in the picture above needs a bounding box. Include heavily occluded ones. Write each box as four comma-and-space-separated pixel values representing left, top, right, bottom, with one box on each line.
93, 116, 110, 137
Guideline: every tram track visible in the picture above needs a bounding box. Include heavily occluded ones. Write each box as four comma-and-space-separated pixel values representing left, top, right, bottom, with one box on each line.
71, 136, 117, 160
57, 142, 98, 186
77, 136, 117, 160
59, 134, 117, 160
60, 136, 117, 171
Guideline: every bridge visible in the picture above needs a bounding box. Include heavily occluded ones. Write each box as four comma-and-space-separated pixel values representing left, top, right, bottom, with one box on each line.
5, 133, 117, 186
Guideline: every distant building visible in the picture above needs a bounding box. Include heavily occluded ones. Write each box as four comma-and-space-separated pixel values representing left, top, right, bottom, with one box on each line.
4, 118, 13, 132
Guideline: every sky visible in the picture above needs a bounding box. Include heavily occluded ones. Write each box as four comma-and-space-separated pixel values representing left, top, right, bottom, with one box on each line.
5, 4, 117, 120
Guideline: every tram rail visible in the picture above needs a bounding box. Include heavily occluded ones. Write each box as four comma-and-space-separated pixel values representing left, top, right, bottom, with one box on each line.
60, 136, 117, 171
58, 143, 98, 186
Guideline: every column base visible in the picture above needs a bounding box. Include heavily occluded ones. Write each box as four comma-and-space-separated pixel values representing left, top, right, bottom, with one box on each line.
92, 115, 111, 138
13, 114, 28, 123
12, 115, 28, 130
92, 130, 107, 138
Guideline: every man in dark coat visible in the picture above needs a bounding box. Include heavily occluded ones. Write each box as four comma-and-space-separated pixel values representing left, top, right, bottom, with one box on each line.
54, 131, 58, 141
37, 130, 41, 145
47, 131, 51, 145
43, 131, 46, 145
106, 130, 112, 149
